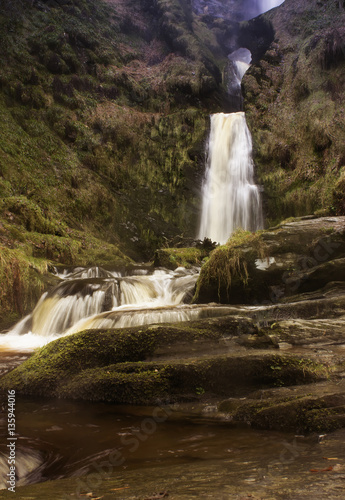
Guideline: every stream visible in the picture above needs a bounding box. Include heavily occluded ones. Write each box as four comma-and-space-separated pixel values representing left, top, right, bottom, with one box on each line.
1, 265, 345, 498
1, 395, 345, 498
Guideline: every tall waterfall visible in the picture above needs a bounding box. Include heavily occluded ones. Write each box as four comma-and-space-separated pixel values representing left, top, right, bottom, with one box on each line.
198, 112, 263, 244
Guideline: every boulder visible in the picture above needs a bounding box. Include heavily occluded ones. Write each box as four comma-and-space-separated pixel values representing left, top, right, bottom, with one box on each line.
193, 216, 345, 304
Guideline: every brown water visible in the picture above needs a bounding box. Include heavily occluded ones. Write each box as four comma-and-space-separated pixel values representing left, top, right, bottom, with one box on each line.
1, 346, 345, 498
2, 340, 345, 498
2, 393, 345, 498
0, 396, 306, 485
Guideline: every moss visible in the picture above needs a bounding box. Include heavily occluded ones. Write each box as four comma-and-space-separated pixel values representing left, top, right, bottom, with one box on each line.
230, 393, 345, 434
154, 246, 209, 269
59, 368, 169, 404
0, 246, 50, 328
0, 318, 328, 404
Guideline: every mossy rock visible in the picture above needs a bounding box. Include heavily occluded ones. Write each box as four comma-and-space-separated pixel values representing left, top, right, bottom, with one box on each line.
0, 319, 328, 404
0, 246, 60, 330
193, 217, 345, 304
228, 393, 345, 434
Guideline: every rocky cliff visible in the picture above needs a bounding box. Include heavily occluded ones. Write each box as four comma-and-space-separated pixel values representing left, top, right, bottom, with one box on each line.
242, 0, 345, 225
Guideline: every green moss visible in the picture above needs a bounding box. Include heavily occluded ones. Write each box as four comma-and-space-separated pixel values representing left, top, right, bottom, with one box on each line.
59, 367, 169, 404
0, 246, 49, 328
0, 319, 328, 405
154, 246, 209, 269
229, 392, 345, 434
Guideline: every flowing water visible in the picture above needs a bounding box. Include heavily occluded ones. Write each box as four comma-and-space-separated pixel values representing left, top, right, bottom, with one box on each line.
198, 112, 263, 244
1, 397, 345, 498
0, 264, 243, 353
242, 0, 285, 19
259, 0, 285, 13
0, 266, 212, 351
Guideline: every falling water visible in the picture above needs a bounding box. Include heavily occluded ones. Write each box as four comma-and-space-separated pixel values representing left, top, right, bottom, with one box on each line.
227, 47, 252, 110
192, 0, 284, 20
198, 112, 263, 244
0, 266, 235, 350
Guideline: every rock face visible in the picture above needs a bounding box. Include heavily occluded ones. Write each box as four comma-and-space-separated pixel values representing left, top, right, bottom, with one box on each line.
242, 0, 345, 225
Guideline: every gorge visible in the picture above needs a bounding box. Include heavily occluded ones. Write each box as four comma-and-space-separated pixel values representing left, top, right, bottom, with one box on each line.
1, 0, 345, 499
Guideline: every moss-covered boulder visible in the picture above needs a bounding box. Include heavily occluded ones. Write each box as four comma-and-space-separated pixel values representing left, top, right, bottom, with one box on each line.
154, 246, 209, 270
0, 316, 328, 405
220, 385, 345, 434
193, 216, 345, 304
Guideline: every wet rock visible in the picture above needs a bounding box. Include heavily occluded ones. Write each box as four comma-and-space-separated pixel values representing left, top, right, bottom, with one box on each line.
0, 316, 328, 404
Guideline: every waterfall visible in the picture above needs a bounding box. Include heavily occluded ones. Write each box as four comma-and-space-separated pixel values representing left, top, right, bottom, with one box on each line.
227, 48, 252, 111
198, 112, 263, 244
0, 266, 234, 350
192, 0, 284, 20
242, 0, 285, 19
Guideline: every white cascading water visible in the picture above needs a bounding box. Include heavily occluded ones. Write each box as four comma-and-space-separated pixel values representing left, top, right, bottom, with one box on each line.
0, 266, 234, 350
228, 47, 252, 98
198, 112, 263, 244
243, 0, 285, 19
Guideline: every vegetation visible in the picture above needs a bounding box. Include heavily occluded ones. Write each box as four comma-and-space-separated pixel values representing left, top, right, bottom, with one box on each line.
243, 0, 345, 226
0, 246, 49, 328
0, 0, 230, 265
0, 322, 327, 404
154, 245, 212, 269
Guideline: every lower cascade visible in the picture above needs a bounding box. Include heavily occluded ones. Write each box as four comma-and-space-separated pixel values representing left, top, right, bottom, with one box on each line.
198, 112, 263, 244
0, 266, 232, 350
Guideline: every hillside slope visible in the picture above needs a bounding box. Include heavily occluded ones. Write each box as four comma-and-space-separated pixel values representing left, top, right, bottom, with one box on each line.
0, 0, 232, 259
242, 0, 345, 225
